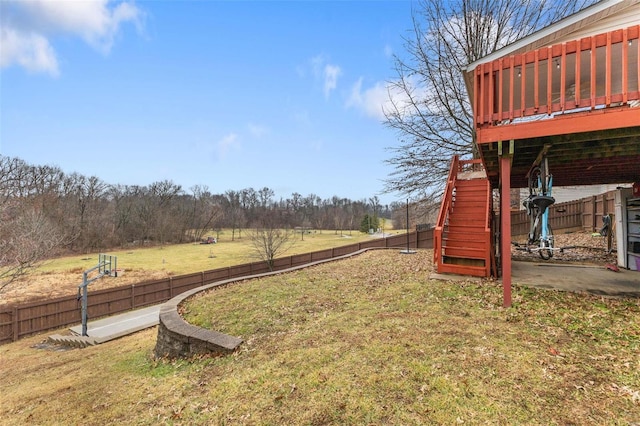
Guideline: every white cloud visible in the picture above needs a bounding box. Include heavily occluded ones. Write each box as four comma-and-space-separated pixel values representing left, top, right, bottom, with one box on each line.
323, 64, 341, 99
0, 0, 143, 75
309, 54, 342, 99
216, 133, 240, 160
346, 77, 391, 121
0, 27, 59, 76
347, 76, 428, 121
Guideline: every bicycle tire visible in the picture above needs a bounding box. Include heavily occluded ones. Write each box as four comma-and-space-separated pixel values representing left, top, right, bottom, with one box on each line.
539, 157, 549, 195
528, 166, 542, 197
528, 212, 540, 245
539, 223, 554, 260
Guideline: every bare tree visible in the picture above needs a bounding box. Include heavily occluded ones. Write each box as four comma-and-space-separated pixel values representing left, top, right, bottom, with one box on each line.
223, 190, 245, 241
60, 173, 110, 252
0, 156, 71, 293
0, 206, 66, 293
189, 185, 223, 242
247, 214, 296, 271
384, 0, 597, 203
258, 187, 275, 208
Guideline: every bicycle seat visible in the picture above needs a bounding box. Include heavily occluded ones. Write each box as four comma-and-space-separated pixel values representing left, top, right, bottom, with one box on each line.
531, 195, 555, 213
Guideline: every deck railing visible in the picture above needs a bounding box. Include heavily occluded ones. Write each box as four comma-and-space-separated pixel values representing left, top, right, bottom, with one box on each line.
473, 25, 640, 127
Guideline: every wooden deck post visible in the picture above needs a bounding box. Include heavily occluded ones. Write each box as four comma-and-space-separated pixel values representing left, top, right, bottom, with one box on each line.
500, 142, 513, 308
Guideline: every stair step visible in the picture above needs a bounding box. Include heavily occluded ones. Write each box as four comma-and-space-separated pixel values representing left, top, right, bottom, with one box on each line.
444, 232, 487, 240
448, 212, 486, 219
443, 240, 488, 251
448, 217, 486, 225
453, 199, 487, 210
452, 202, 488, 211
446, 224, 487, 232
48, 334, 98, 349
454, 191, 488, 199
437, 262, 489, 277
455, 186, 489, 193
443, 228, 488, 242
453, 202, 488, 210
455, 182, 488, 189
442, 246, 487, 259
456, 178, 488, 186
455, 186, 489, 195
444, 231, 487, 242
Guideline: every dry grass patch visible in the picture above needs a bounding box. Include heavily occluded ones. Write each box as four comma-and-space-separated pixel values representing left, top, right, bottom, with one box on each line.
2, 250, 639, 425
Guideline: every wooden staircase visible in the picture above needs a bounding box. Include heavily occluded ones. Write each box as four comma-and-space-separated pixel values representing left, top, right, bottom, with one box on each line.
434, 156, 494, 277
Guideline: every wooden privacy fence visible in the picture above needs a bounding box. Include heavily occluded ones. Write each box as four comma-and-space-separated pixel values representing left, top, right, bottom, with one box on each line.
581, 191, 617, 234
511, 190, 617, 237
0, 230, 434, 345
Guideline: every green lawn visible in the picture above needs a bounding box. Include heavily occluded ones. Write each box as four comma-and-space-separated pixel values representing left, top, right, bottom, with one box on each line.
2, 250, 639, 425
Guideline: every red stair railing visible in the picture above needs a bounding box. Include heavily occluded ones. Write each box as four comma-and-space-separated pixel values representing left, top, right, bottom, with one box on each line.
433, 155, 459, 267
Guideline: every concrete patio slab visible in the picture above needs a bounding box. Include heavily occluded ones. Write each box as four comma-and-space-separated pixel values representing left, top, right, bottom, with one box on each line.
512, 261, 640, 297
431, 261, 640, 298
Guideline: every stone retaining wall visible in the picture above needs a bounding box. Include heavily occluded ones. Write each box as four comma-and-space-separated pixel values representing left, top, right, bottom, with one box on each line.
154, 294, 242, 358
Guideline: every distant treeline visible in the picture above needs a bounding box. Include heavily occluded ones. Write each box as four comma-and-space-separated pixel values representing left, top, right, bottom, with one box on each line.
0, 155, 424, 256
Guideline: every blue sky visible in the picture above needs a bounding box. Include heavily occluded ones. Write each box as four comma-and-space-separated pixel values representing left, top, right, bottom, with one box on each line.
1, 0, 414, 205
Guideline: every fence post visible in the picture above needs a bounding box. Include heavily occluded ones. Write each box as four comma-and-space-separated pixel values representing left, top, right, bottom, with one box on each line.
169, 277, 173, 299
131, 284, 135, 309
592, 195, 597, 231
12, 307, 18, 342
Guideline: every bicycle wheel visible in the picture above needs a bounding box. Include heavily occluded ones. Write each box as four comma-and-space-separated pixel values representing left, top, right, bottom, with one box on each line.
538, 224, 554, 260
528, 166, 542, 197
539, 157, 549, 195
528, 207, 540, 244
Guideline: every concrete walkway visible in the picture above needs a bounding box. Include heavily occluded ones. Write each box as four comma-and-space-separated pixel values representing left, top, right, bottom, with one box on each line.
68, 304, 160, 343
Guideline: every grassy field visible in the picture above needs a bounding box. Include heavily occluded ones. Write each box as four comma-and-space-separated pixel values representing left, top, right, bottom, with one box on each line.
1, 229, 386, 306
2, 250, 639, 425
38, 229, 380, 275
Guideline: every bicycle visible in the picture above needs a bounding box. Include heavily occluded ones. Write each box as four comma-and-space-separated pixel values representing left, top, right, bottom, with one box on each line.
522, 157, 556, 260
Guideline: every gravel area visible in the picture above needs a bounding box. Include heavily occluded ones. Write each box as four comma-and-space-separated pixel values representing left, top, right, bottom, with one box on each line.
511, 230, 617, 265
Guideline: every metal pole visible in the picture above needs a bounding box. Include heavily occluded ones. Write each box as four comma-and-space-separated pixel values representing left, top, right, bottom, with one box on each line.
400, 199, 416, 254
500, 155, 513, 308
406, 199, 410, 251
81, 272, 88, 336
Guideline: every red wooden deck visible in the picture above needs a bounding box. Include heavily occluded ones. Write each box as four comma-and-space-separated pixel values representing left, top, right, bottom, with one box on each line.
464, 24, 640, 306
